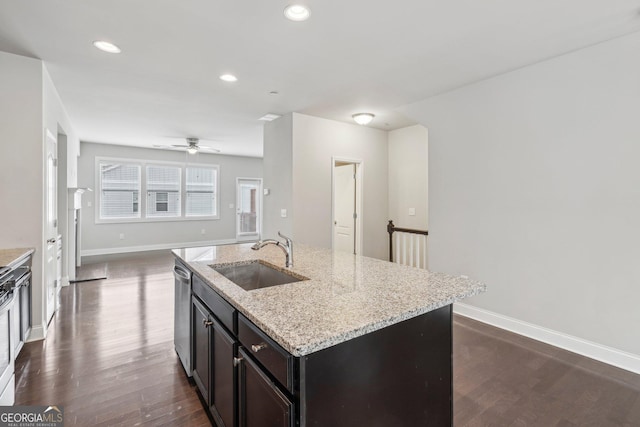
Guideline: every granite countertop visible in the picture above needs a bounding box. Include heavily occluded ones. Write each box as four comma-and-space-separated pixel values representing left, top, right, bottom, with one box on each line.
0, 248, 35, 269
173, 243, 486, 357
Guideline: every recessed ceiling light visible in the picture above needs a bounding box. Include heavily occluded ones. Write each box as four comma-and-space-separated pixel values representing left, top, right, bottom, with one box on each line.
259, 113, 282, 122
93, 40, 121, 54
352, 113, 375, 125
219, 74, 238, 82
284, 4, 310, 21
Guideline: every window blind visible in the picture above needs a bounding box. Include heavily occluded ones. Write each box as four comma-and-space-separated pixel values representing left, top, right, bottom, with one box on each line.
100, 163, 141, 219
186, 167, 217, 217
147, 165, 181, 217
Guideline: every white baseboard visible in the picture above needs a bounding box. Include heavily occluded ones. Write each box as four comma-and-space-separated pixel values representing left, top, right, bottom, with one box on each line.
454, 302, 640, 375
80, 239, 238, 257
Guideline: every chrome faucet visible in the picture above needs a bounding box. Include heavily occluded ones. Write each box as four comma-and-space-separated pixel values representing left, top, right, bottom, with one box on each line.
251, 232, 294, 268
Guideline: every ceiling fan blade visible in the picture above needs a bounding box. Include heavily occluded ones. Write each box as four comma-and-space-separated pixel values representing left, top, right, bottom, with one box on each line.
171, 144, 189, 148
198, 146, 221, 153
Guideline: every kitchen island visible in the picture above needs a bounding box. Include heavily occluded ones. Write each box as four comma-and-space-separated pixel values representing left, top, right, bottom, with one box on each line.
173, 243, 485, 426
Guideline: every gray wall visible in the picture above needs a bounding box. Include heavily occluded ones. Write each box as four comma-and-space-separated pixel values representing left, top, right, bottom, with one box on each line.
78, 142, 263, 254
388, 125, 428, 230
262, 114, 293, 238
292, 113, 389, 260
400, 31, 640, 356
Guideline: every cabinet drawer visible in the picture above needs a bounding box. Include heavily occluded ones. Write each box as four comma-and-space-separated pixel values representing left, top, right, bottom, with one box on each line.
192, 274, 236, 334
238, 314, 293, 392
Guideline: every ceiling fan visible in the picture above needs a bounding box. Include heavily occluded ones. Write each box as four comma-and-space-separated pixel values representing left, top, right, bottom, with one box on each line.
153, 137, 220, 155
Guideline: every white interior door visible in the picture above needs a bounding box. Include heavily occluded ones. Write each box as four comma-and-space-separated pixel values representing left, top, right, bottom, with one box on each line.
236, 178, 261, 241
45, 129, 58, 324
333, 164, 356, 254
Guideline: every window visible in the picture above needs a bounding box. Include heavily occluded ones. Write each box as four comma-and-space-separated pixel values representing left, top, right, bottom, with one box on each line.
99, 162, 141, 219
146, 165, 181, 217
97, 158, 219, 222
186, 167, 217, 217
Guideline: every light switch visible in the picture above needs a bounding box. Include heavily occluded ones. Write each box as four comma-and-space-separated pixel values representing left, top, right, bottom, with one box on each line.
281, 209, 287, 218
264, 188, 270, 196
87, 201, 92, 207
408, 208, 416, 216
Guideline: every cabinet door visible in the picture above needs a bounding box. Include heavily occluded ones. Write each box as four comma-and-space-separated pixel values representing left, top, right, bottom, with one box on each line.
238, 347, 293, 427
192, 297, 211, 403
210, 318, 236, 427
20, 282, 30, 341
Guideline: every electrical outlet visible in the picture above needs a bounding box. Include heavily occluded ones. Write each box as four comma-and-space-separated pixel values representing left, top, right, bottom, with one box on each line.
229, 203, 234, 209
408, 208, 416, 216
201, 229, 206, 235
87, 201, 92, 207
119, 233, 125, 240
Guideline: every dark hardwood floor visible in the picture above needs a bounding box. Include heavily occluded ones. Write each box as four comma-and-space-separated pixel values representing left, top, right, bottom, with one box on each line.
15, 251, 640, 426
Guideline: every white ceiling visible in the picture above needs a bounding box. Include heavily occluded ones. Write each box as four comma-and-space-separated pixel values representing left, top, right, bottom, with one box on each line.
1, 1, 639, 157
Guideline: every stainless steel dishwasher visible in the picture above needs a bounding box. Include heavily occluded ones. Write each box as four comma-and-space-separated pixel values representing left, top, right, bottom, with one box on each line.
173, 260, 192, 377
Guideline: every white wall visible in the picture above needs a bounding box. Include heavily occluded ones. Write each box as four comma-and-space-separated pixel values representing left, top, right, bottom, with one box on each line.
262, 114, 293, 238
292, 113, 389, 260
400, 32, 640, 357
0, 52, 44, 337
388, 125, 428, 230
0, 52, 80, 339
77, 142, 263, 255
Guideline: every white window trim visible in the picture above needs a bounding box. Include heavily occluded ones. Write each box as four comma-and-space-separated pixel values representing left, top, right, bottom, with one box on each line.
95, 156, 220, 224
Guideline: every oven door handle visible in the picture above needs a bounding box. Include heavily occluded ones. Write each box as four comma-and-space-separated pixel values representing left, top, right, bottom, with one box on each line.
173, 266, 191, 284
14, 272, 31, 289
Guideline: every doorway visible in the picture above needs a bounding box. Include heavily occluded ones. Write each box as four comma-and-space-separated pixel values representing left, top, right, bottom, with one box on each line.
332, 158, 363, 255
236, 178, 262, 242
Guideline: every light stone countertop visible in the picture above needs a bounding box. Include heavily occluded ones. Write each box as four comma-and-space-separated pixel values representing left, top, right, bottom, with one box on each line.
173, 243, 486, 357
0, 248, 35, 269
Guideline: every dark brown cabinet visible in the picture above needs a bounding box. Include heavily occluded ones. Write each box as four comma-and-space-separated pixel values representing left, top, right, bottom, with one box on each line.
191, 288, 237, 427
182, 264, 452, 427
237, 347, 293, 427
210, 318, 236, 427
192, 297, 211, 404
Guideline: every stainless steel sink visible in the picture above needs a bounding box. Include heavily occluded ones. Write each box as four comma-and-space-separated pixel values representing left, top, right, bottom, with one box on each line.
212, 260, 307, 291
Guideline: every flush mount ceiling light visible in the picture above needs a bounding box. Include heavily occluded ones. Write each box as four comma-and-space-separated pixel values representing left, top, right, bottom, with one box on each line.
284, 4, 310, 21
93, 40, 121, 53
219, 74, 238, 82
352, 113, 375, 125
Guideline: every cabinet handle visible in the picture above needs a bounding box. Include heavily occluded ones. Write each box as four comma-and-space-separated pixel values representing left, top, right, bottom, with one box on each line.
233, 357, 243, 367
251, 343, 267, 353
203, 319, 213, 327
